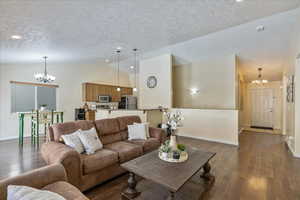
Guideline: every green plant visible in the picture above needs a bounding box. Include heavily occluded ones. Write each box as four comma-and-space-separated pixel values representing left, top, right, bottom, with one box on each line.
159, 144, 171, 153
177, 144, 186, 152
164, 140, 170, 146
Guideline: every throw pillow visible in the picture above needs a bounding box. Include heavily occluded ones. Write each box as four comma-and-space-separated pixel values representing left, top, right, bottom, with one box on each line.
134, 122, 150, 138
128, 124, 147, 140
61, 130, 84, 154
78, 128, 103, 154
7, 185, 66, 200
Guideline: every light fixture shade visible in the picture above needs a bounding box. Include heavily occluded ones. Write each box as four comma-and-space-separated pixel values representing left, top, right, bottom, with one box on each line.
117, 87, 121, 92
133, 87, 137, 92
34, 56, 56, 83
251, 68, 268, 84
34, 73, 56, 83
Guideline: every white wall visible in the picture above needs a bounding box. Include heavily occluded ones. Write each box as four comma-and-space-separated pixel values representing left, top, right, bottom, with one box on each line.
174, 108, 239, 146
173, 54, 237, 109
241, 81, 283, 130
139, 54, 172, 109
0, 62, 131, 140
294, 58, 300, 156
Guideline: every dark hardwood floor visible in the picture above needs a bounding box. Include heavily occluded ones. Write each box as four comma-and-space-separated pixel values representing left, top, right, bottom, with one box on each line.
0, 132, 300, 199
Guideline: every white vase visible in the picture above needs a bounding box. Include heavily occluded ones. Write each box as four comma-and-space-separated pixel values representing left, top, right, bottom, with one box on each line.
161, 152, 168, 159
169, 135, 177, 151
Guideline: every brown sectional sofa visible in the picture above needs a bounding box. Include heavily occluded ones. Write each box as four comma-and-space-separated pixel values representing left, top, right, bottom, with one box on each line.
41, 116, 166, 192
0, 164, 89, 200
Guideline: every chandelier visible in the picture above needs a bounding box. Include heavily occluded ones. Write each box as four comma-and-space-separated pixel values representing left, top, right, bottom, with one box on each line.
132, 48, 138, 92
34, 56, 56, 83
251, 68, 268, 84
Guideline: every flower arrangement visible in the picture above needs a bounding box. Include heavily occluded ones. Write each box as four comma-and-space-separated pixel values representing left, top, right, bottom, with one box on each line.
163, 110, 184, 136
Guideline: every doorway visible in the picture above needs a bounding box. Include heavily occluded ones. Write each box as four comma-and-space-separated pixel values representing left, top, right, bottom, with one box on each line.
250, 88, 274, 129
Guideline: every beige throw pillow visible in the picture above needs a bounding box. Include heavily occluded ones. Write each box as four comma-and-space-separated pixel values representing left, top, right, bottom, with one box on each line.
61, 130, 84, 154
78, 128, 103, 154
7, 185, 66, 200
134, 122, 150, 138
128, 124, 148, 140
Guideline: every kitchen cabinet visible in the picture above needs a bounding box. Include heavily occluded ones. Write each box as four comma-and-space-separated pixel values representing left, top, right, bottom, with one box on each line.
82, 83, 133, 102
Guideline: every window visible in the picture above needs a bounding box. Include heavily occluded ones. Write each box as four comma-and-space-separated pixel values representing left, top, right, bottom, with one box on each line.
11, 81, 57, 113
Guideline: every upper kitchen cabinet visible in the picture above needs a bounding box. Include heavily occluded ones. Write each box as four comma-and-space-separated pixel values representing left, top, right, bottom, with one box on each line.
82, 83, 133, 102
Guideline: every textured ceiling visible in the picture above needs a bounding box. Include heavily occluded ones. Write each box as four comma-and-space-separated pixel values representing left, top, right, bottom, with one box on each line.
0, 0, 300, 64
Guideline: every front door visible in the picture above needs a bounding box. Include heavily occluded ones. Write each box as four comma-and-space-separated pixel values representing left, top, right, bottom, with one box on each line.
250, 88, 274, 129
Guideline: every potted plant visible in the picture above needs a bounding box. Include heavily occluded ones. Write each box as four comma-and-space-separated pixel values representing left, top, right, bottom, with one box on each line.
164, 110, 184, 151
159, 143, 171, 159
172, 150, 181, 160
177, 144, 186, 152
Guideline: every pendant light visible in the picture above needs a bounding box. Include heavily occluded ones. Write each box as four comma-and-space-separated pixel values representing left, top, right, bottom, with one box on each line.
116, 50, 121, 92
251, 68, 268, 84
34, 56, 56, 83
132, 48, 138, 92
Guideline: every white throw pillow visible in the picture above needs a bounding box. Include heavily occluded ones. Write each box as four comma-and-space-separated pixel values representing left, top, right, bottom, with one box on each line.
61, 130, 84, 154
128, 124, 148, 140
78, 128, 103, 154
7, 185, 66, 200
134, 122, 150, 138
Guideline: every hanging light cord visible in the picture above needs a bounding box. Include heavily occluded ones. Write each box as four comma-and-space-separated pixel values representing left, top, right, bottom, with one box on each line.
44, 56, 48, 76
116, 50, 120, 87
133, 48, 138, 89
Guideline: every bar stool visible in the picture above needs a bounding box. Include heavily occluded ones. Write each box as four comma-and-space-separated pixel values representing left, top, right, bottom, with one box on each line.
31, 110, 54, 145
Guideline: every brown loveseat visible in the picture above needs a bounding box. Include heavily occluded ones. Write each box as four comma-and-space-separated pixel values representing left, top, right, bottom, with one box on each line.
0, 164, 89, 200
41, 116, 166, 192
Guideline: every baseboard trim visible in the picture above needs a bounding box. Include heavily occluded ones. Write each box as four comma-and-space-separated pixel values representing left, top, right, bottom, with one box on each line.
285, 141, 300, 158
239, 128, 244, 134
178, 133, 238, 146
0, 135, 31, 141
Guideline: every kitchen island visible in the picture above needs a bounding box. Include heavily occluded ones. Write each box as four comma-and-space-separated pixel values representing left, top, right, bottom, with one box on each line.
96, 109, 163, 127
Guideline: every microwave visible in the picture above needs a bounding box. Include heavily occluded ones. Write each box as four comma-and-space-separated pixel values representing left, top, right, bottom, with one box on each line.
98, 95, 111, 103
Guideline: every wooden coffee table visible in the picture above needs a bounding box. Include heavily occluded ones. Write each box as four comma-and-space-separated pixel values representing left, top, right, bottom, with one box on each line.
121, 147, 216, 200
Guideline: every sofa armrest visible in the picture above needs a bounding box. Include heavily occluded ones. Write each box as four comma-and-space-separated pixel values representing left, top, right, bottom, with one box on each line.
149, 127, 167, 143
41, 142, 82, 189
0, 164, 66, 200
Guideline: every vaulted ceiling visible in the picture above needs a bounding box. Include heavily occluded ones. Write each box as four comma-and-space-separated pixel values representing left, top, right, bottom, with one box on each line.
1, 0, 300, 67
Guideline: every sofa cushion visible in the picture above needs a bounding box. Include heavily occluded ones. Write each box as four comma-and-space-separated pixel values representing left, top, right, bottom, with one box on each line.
117, 116, 141, 131
43, 181, 89, 200
105, 141, 143, 163
78, 128, 103, 154
74, 120, 95, 131
126, 138, 160, 153
120, 131, 128, 140
51, 122, 79, 142
100, 133, 122, 145
7, 185, 66, 200
80, 149, 118, 174
61, 130, 84, 153
94, 118, 120, 135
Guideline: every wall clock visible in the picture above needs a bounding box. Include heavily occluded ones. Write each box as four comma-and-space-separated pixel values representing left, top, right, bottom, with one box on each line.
147, 76, 157, 88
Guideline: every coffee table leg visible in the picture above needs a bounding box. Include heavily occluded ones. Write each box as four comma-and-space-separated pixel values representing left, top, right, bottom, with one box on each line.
167, 191, 175, 200
201, 162, 215, 183
122, 172, 140, 199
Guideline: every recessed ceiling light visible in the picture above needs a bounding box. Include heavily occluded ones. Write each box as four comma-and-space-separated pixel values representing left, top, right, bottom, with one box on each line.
130, 65, 134, 69
236, 0, 244, 2
256, 25, 265, 32
11, 35, 22, 40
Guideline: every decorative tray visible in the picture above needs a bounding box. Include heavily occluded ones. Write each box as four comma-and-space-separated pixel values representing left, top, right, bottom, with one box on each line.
158, 152, 188, 163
